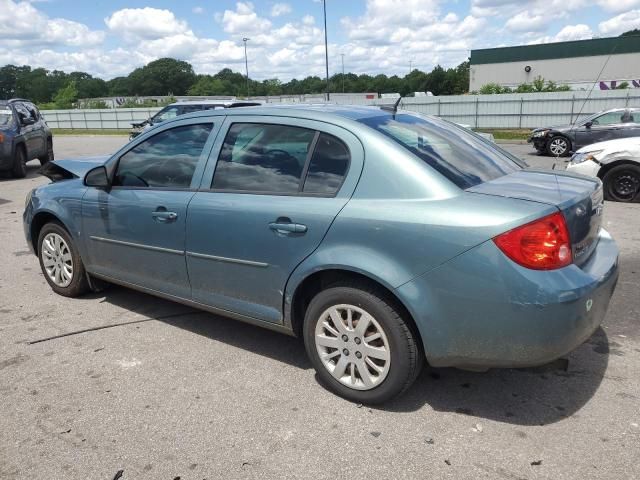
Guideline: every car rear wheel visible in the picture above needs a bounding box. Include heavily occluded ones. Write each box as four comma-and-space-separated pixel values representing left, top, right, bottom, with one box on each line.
11, 146, 27, 178
603, 164, 640, 202
546, 136, 570, 157
39, 138, 54, 165
303, 281, 423, 404
37, 222, 89, 297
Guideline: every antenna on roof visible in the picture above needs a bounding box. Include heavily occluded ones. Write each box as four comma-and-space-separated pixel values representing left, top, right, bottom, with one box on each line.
380, 96, 403, 117
571, 42, 618, 127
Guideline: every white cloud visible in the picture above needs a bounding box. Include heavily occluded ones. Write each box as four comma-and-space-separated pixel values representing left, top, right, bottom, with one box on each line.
192, 6, 204, 15
529, 24, 594, 44
270, 3, 292, 17
0, 0, 104, 48
505, 12, 547, 32
105, 8, 190, 41
218, 2, 271, 35
598, 9, 640, 35
596, 0, 640, 13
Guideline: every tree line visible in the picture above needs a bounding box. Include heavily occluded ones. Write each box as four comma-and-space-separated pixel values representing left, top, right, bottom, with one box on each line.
0, 57, 470, 108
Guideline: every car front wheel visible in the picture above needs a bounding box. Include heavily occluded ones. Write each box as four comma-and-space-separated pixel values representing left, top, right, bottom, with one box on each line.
603, 164, 640, 202
546, 136, 570, 157
37, 222, 89, 297
303, 281, 423, 404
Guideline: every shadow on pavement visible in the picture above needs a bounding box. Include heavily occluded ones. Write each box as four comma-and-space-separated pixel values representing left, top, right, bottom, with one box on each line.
94, 285, 609, 425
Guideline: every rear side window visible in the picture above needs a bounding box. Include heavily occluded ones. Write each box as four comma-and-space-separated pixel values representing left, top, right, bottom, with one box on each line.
114, 123, 213, 188
303, 133, 350, 195
0, 106, 14, 127
358, 113, 520, 189
212, 123, 316, 194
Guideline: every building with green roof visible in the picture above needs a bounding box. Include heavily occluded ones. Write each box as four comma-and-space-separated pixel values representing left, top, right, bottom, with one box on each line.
469, 35, 640, 91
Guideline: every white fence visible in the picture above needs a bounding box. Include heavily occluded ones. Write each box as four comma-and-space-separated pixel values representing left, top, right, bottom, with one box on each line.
42, 89, 640, 130
42, 107, 161, 130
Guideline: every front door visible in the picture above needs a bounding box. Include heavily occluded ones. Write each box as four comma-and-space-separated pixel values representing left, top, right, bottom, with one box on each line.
186, 118, 363, 323
82, 122, 216, 298
575, 110, 627, 148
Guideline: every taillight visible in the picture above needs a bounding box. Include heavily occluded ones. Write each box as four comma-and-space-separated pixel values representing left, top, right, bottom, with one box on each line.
494, 211, 572, 270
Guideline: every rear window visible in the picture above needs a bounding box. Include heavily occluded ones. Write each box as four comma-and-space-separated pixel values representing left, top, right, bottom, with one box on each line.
358, 113, 522, 189
0, 107, 14, 127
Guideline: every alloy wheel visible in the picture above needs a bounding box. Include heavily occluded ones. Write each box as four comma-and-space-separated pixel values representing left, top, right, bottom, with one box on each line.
41, 233, 74, 287
314, 304, 391, 390
549, 138, 568, 156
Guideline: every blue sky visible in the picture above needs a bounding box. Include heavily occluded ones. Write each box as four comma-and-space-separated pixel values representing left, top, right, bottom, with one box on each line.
2, 0, 640, 80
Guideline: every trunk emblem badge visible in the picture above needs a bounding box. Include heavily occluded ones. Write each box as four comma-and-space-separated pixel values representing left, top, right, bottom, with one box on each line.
586, 299, 593, 312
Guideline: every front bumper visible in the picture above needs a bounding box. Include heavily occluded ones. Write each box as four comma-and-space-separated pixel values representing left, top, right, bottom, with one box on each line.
528, 136, 547, 150
566, 159, 601, 178
397, 229, 619, 368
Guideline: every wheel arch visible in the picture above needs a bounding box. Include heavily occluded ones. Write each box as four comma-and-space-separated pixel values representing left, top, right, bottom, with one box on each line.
287, 268, 426, 359
597, 158, 640, 180
30, 211, 69, 255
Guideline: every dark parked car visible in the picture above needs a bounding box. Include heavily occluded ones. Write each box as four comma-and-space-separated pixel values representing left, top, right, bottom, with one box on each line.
129, 100, 261, 139
529, 107, 640, 157
0, 98, 53, 178
25, 106, 618, 403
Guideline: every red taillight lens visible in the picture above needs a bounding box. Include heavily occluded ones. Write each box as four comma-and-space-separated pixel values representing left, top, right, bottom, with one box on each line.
493, 211, 572, 270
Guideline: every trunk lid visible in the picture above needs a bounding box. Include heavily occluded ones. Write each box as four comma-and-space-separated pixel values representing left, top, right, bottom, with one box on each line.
468, 169, 604, 267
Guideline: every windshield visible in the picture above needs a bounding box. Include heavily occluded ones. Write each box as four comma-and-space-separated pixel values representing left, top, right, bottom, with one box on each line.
152, 106, 180, 123
0, 107, 14, 128
358, 113, 522, 189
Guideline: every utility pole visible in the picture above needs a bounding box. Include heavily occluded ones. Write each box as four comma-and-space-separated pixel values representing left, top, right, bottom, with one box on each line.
409, 59, 412, 75
323, 0, 330, 101
341, 53, 345, 93
242, 37, 250, 99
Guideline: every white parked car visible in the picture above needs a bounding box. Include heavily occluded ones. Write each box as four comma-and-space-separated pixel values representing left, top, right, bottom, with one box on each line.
566, 137, 640, 202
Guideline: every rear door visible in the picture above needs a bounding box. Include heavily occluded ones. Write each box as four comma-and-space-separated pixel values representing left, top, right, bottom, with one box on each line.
186, 116, 363, 323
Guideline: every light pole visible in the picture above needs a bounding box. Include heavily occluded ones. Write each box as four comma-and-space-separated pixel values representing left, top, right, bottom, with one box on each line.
242, 37, 250, 99
409, 59, 412, 75
323, 0, 330, 101
341, 53, 345, 93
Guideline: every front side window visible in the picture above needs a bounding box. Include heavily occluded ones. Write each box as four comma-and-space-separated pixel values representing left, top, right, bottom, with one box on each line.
153, 106, 180, 123
626, 109, 639, 124
358, 113, 521, 189
180, 105, 203, 114
113, 124, 213, 188
591, 112, 624, 126
303, 133, 350, 195
212, 123, 316, 194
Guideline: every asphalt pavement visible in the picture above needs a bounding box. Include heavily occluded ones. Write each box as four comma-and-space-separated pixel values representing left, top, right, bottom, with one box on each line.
0, 136, 638, 479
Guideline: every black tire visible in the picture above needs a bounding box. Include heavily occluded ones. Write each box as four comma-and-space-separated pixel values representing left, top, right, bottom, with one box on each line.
602, 164, 640, 203
39, 138, 54, 165
11, 146, 27, 178
303, 281, 423, 404
37, 222, 90, 297
545, 135, 571, 157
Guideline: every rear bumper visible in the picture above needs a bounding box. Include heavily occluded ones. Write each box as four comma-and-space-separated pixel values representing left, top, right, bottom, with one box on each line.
0, 142, 14, 169
397, 228, 619, 368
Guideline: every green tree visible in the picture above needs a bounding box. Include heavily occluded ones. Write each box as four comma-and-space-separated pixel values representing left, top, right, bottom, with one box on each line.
53, 81, 79, 109
128, 58, 196, 96
187, 75, 227, 95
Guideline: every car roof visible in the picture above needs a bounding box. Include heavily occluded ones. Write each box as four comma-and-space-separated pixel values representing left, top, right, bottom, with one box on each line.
168, 100, 259, 106
169, 104, 393, 125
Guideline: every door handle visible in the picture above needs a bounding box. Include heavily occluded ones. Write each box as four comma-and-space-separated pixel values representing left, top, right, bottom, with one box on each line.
152, 210, 178, 223
269, 221, 307, 234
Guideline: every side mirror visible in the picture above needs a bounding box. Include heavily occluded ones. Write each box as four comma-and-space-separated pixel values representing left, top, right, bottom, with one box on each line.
85, 166, 110, 188
584, 121, 593, 129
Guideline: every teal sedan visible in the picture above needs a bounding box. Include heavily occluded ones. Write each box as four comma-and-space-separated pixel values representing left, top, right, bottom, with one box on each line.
24, 105, 618, 403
